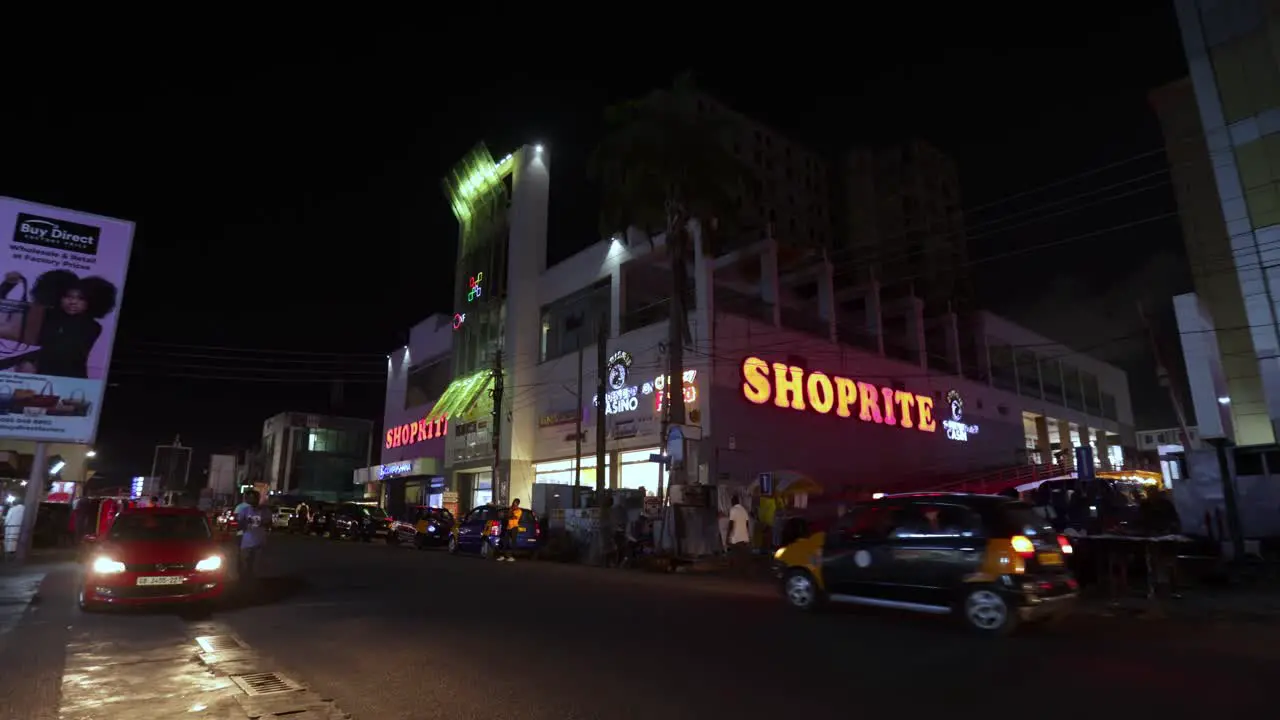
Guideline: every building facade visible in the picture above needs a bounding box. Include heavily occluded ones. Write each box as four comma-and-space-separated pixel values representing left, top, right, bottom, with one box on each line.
1168, 1, 1280, 445
261, 412, 372, 501
356, 315, 452, 515
394, 142, 1134, 516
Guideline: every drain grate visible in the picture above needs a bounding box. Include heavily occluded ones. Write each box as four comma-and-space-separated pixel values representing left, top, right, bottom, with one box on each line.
230, 671, 304, 696
195, 635, 245, 653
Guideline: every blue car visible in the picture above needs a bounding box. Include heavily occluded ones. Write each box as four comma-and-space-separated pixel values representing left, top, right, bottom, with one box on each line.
447, 504, 543, 560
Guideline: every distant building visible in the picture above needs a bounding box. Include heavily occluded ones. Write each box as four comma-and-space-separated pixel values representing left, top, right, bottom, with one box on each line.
261, 412, 372, 502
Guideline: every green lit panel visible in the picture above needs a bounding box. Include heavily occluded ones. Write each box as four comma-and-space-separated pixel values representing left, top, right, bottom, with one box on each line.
427, 368, 497, 423
441, 144, 517, 223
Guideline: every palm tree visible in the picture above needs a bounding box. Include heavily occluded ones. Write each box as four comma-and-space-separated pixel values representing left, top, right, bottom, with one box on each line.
588, 73, 747, 256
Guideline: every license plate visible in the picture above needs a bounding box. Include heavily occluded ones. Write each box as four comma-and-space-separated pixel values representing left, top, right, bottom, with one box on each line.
136, 575, 185, 586
517, 526, 526, 532
1037, 552, 1063, 566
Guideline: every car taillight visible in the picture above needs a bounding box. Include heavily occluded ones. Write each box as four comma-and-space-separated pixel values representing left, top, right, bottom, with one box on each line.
535, 522, 541, 537
1010, 535, 1035, 557
1057, 535, 1073, 554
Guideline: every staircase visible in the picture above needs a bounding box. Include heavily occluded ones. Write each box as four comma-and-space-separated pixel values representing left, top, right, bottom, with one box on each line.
919, 462, 1068, 496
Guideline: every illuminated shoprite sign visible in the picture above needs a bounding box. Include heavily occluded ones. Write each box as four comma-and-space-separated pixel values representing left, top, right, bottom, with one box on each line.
595, 350, 698, 416
941, 390, 979, 442
385, 414, 449, 449
740, 356, 936, 434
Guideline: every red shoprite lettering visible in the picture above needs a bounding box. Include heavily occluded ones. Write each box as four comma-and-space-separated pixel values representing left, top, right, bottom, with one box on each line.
385, 414, 449, 449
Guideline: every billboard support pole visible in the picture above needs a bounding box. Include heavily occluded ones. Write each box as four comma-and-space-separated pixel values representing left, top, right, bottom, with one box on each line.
15, 442, 47, 563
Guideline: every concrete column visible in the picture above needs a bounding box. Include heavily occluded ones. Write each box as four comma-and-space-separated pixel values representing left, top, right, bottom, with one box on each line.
1056, 419, 1074, 470
610, 267, 623, 340
867, 280, 884, 356
1095, 430, 1111, 470
944, 312, 962, 377
761, 238, 781, 328
903, 296, 927, 370
817, 255, 836, 342
1034, 416, 1052, 466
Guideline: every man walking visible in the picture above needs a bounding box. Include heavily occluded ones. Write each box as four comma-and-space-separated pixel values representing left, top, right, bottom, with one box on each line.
233, 490, 268, 584
727, 495, 752, 575
499, 498, 523, 562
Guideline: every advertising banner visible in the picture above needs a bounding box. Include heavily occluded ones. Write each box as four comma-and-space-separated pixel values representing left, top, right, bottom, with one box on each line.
0, 197, 134, 444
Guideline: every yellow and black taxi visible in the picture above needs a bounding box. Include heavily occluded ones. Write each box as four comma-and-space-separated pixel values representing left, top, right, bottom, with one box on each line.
774, 492, 1078, 635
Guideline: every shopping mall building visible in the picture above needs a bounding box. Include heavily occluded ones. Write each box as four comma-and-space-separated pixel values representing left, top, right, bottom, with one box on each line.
361, 143, 1137, 515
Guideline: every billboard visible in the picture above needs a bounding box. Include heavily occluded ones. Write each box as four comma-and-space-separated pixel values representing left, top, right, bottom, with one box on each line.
0, 197, 134, 444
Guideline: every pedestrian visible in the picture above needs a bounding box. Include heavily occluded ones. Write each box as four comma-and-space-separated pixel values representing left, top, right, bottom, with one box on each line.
233, 490, 269, 583
727, 495, 751, 574
294, 499, 310, 533
3, 501, 25, 559
500, 498, 522, 562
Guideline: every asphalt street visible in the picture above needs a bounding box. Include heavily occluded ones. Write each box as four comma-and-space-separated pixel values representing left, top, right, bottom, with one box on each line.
4, 534, 1280, 719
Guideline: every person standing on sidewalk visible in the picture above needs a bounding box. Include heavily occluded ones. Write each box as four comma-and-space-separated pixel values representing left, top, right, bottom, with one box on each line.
727, 495, 752, 575
3, 501, 24, 559
233, 491, 268, 582
499, 498, 523, 562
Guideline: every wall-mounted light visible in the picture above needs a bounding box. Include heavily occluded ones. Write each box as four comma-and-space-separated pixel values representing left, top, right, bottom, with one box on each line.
48, 456, 66, 475
1217, 396, 1231, 405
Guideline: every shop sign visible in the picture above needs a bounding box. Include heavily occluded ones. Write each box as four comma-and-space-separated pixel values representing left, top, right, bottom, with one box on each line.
941, 390, 979, 442
596, 349, 698, 416
385, 414, 449, 450
378, 461, 413, 480
539, 408, 580, 428
740, 356, 938, 434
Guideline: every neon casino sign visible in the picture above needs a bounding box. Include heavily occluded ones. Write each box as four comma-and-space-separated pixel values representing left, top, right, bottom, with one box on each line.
596, 350, 698, 416
385, 414, 449, 449
941, 390, 980, 442
740, 356, 937, 434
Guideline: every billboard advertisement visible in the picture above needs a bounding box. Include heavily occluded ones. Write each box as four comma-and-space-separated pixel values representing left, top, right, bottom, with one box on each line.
0, 197, 134, 444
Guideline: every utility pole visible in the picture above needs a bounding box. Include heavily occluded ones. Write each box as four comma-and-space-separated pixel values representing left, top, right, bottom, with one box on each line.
574, 336, 584, 508
595, 315, 611, 563
667, 224, 689, 556
490, 348, 505, 506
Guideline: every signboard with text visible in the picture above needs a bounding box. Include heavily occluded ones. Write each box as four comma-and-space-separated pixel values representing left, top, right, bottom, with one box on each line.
0, 198, 133, 444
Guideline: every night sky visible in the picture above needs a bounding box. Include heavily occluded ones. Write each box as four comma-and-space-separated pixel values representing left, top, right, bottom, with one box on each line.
0, 6, 1191, 484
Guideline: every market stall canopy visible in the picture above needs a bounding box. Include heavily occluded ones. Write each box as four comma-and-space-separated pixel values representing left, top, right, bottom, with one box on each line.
426, 369, 495, 424
752, 470, 823, 496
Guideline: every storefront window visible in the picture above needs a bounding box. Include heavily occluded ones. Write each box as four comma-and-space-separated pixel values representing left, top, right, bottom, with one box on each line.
618, 448, 660, 493
533, 455, 611, 489
1108, 445, 1124, 470
471, 472, 492, 507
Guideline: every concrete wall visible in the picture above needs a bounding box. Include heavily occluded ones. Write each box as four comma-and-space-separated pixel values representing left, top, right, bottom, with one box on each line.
381, 314, 451, 464
710, 313, 1098, 491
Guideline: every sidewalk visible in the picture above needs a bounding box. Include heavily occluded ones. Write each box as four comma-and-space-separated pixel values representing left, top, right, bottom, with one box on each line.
0, 561, 79, 720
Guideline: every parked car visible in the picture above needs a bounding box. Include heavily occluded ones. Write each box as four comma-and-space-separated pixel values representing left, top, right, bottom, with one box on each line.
79, 507, 228, 612
387, 506, 455, 548
271, 506, 294, 531
773, 492, 1078, 635
324, 503, 391, 541
307, 503, 337, 535
448, 504, 542, 560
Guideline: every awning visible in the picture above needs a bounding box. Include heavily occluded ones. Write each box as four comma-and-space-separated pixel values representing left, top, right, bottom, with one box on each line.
426, 369, 495, 424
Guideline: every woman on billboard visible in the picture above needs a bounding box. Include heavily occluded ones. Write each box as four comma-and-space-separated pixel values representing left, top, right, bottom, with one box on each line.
0, 269, 118, 378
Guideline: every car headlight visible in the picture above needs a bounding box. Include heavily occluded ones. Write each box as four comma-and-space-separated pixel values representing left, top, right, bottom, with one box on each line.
92, 556, 126, 574
427, 524, 437, 533
195, 555, 223, 572
773, 547, 785, 559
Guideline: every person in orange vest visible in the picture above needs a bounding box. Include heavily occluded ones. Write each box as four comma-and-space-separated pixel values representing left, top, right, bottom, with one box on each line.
500, 498, 523, 562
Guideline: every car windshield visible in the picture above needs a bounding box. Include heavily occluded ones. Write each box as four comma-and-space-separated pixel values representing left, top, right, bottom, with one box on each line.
108, 513, 211, 541
364, 507, 388, 520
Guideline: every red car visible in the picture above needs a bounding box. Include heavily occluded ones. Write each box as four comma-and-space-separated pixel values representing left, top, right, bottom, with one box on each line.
80, 506, 228, 611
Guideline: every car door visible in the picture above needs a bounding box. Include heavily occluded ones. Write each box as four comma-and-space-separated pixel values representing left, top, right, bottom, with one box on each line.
882, 502, 985, 607
821, 505, 898, 600
456, 508, 486, 551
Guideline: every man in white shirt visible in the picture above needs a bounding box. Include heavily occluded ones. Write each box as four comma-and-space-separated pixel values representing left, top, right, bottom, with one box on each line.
233, 491, 269, 583
727, 495, 752, 574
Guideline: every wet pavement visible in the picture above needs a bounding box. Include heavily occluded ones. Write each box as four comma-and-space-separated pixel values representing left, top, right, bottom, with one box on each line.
1, 534, 1279, 718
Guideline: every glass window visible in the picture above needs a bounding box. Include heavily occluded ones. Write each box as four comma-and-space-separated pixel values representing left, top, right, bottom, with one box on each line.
1062, 365, 1083, 411
405, 357, 451, 409
1040, 358, 1064, 406
1015, 350, 1041, 399
539, 280, 611, 362
1080, 372, 1101, 416
534, 455, 612, 488
988, 339, 1016, 392
617, 447, 661, 493
109, 513, 211, 541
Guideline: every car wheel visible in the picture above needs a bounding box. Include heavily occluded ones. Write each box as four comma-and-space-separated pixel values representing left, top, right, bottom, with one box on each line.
447, 535, 458, 554
961, 586, 1018, 636
782, 569, 824, 612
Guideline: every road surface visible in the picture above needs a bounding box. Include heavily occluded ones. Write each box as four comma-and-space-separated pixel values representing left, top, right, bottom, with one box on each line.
3, 534, 1278, 718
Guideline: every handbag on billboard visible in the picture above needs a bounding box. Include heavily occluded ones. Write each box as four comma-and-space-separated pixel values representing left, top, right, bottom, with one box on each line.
13, 380, 60, 411
0, 275, 45, 346
49, 388, 91, 417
